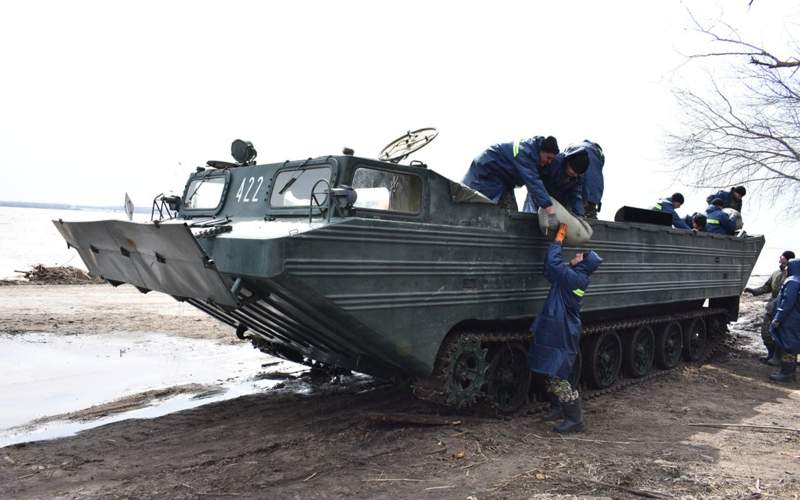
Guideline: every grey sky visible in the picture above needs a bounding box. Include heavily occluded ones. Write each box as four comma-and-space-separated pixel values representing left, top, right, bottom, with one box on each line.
0, 0, 797, 266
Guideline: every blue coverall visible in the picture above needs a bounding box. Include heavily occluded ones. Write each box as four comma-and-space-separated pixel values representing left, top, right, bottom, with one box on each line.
654, 198, 690, 229
705, 205, 737, 235
528, 243, 603, 382
770, 258, 800, 355
463, 137, 552, 210
521, 153, 584, 215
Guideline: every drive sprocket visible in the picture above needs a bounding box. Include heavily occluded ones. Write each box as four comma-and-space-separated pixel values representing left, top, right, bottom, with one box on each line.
444, 335, 490, 408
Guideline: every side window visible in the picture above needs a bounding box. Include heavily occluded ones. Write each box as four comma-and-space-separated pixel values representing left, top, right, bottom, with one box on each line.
269, 167, 332, 208
352, 168, 422, 214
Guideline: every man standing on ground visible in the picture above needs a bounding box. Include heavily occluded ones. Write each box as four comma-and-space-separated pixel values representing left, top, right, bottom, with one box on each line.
745, 251, 796, 366
768, 257, 800, 383
463, 136, 560, 224
528, 223, 603, 433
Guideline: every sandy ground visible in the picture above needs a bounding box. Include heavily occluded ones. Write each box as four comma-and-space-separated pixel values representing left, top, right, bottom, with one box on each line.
0, 283, 233, 340
0, 286, 799, 499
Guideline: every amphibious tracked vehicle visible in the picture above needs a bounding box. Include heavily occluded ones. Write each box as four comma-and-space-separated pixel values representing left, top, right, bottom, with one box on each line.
54, 131, 765, 412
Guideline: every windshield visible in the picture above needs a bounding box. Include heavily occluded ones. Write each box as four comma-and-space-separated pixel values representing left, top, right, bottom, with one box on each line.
270, 166, 332, 208
184, 175, 227, 210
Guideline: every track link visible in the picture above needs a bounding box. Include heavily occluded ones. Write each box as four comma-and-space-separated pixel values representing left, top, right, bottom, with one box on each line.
413, 308, 729, 414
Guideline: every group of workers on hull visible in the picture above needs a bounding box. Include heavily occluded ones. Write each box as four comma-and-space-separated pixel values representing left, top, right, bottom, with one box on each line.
461, 135, 798, 435
653, 187, 747, 234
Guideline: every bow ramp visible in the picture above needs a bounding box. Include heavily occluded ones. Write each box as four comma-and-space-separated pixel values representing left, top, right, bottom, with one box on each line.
53, 220, 237, 307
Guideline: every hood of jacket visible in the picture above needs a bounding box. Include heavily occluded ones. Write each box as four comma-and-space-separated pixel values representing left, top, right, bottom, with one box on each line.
788, 258, 800, 277
574, 250, 603, 276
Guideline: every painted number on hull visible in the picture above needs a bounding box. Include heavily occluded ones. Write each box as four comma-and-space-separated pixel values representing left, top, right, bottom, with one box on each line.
235, 176, 264, 203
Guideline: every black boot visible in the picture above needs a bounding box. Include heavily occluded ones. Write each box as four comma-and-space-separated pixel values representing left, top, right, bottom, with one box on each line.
769, 360, 797, 383
766, 351, 782, 366
553, 399, 584, 433
760, 346, 781, 366
542, 400, 563, 422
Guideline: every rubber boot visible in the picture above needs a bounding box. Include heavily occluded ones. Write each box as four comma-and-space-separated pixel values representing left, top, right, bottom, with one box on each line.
553, 400, 585, 434
542, 400, 563, 422
769, 360, 797, 383
759, 345, 775, 365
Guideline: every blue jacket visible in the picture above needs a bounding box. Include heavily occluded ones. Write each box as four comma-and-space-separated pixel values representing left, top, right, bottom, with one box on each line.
770, 258, 800, 354
704, 205, 736, 235
463, 137, 552, 208
572, 140, 605, 206
654, 198, 690, 229
521, 153, 585, 215
528, 243, 603, 379
706, 189, 742, 211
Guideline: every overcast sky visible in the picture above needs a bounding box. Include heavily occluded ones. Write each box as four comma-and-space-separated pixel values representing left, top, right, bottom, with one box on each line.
1, 0, 797, 269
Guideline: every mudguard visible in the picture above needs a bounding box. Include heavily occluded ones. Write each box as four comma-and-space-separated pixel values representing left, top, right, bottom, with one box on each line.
52, 220, 237, 307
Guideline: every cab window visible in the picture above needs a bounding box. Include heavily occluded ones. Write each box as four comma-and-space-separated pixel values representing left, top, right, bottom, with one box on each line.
270, 167, 332, 208
184, 174, 227, 211
352, 168, 422, 214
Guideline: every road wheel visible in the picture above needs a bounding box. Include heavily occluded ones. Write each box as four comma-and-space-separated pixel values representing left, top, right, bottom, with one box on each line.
486, 343, 530, 414
623, 325, 655, 378
583, 331, 622, 389
683, 317, 708, 362
655, 321, 683, 369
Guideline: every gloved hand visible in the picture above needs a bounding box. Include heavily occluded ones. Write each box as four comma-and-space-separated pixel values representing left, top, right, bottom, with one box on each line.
743, 287, 754, 294
554, 223, 568, 244
546, 212, 559, 232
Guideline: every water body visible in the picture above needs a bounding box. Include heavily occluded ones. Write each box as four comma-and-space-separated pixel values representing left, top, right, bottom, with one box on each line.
0, 206, 143, 279
0, 332, 304, 447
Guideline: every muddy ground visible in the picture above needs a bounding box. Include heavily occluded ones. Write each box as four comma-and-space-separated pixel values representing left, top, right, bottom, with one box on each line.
1, 285, 799, 499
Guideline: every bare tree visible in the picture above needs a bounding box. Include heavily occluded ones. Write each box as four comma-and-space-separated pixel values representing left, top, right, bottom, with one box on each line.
668, 11, 800, 211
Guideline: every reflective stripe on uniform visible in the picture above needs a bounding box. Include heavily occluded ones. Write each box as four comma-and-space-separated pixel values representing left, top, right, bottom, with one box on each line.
653, 203, 662, 210
572, 288, 585, 297
513, 140, 521, 158
707, 219, 720, 225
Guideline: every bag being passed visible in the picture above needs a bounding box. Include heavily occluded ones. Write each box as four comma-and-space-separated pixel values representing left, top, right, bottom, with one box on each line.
537, 199, 594, 245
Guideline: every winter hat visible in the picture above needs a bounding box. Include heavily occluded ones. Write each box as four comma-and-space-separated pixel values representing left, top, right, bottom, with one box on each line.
540, 136, 560, 154
565, 149, 590, 174
783, 250, 796, 260
711, 198, 724, 207
671, 193, 685, 204
733, 186, 747, 196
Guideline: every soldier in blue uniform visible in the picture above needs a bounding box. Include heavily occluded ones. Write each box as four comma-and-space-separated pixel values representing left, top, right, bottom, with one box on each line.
653, 193, 690, 229
528, 223, 603, 433
705, 198, 737, 235
706, 186, 746, 212
463, 136, 560, 224
769, 258, 800, 383
522, 147, 590, 215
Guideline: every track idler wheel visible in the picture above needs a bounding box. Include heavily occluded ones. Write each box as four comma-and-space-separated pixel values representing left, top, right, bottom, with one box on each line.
655, 321, 683, 369
623, 325, 655, 378
682, 317, 708, 362
583, 331, 622, 389
486, 343, 530, 414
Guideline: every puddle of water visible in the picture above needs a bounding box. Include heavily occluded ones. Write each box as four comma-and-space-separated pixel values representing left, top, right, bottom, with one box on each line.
0, 332, 305, 447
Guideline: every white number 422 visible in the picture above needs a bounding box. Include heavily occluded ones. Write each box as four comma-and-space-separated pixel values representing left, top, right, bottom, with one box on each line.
235, 176, 264, 203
